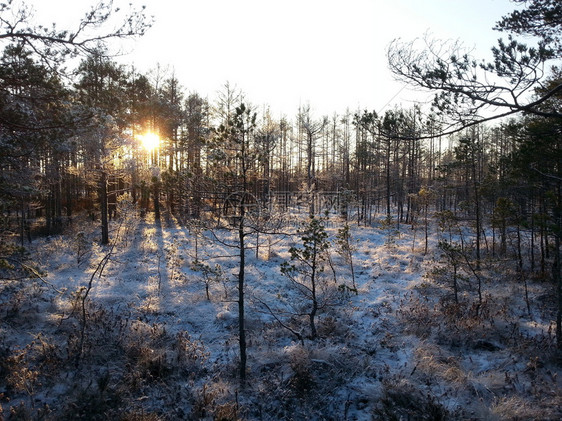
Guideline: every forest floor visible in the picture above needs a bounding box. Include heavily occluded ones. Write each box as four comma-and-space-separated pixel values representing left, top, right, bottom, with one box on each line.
0, 206, 561, 420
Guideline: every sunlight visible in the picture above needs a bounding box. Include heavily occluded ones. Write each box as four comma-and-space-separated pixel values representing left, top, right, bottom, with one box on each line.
139, 132, 160, 151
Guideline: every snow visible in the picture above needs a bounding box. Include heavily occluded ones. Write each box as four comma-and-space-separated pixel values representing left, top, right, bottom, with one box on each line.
1, 208, 561, 419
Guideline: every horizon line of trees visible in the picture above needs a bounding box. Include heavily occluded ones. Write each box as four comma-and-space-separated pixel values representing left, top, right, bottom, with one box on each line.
0, 40, 560, 247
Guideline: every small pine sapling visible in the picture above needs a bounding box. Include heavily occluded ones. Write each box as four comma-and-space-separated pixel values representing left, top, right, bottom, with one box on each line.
414, 186, 435, 254
187, 218, 206, 261
335, 221, 358, 294
437, 240, 463, 305
380, 215, 399, 245
190, 260, 224, 301
281, 216, 332, 339
74, 232, 90, 265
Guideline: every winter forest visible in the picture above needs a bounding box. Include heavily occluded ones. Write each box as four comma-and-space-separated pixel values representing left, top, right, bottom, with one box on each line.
1, 1, 561, 420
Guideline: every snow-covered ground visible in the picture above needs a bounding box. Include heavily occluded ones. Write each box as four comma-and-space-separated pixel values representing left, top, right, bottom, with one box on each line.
1, 207, 560, 420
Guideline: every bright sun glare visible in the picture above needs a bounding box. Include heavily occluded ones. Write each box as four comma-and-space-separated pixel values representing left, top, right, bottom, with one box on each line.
139, 132, 160, 151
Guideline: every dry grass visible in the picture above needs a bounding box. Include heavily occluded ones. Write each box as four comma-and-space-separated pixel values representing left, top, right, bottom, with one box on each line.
372, 377, 450, 420
191, 380, 244, 421
412, 343, 468, 385
491, 396, 554, 420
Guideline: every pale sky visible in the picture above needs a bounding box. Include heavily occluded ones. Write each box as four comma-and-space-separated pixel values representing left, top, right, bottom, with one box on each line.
23, 0, 520, 117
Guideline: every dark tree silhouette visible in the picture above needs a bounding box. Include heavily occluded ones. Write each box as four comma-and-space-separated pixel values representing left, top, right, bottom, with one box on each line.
387, 0, 561, 134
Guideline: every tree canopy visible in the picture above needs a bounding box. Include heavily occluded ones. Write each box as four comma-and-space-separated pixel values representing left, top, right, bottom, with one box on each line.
0, 1, 151, 66
387, 0, 562, 134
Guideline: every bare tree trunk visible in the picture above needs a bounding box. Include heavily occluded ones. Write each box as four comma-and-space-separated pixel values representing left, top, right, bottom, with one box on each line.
100, 171, 109, 245
152, 176, 160, 220
309, 243, 318, 339
238, 218, 247, 381
386, 139, 391, 219
552, 182, 562, 351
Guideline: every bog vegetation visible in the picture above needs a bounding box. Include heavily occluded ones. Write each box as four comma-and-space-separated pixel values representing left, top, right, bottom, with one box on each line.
0, 0, 561, 419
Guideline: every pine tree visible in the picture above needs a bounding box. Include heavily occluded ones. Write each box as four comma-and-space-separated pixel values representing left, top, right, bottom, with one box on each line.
208, 102, 258, 382
281, 216, 332, 339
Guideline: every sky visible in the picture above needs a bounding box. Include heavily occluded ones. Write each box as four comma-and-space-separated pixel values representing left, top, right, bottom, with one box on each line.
23, 0, 521, 118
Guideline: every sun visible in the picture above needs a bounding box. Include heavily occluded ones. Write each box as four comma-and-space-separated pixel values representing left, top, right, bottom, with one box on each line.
139, 132, 160, 151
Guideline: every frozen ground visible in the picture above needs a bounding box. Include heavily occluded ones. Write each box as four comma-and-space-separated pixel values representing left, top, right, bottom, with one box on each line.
1, 207, 561, 420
